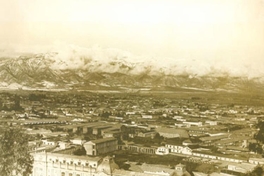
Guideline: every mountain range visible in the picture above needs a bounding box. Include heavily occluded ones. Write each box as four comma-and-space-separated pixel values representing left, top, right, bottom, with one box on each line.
0, 52, 263, 94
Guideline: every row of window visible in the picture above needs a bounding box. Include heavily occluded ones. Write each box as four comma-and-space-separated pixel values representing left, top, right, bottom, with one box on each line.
61, 172, 80, 176
51, 159, 94, 167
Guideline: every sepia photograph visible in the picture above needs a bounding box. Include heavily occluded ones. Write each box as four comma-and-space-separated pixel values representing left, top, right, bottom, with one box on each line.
1, 0, 264, 175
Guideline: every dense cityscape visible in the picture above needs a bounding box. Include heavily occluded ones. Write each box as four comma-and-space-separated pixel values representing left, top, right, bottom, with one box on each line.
1, 0, 264, 175
1, 89, 264, 175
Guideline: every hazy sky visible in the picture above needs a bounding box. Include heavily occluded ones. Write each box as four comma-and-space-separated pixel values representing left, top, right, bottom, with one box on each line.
0, 0, 264, 76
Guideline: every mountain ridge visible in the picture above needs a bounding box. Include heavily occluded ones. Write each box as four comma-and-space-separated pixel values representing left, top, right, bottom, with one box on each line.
0, 53, 263, 94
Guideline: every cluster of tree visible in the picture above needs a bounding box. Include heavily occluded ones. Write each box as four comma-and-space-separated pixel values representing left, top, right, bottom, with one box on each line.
0, 96, 23, 112
28, 93, 46, 101
73, 147, 86, 156
249, 121, 264, 154
0, 127, 33, 176
255, 121, 264, 143
246, 166, 264, 176
248, 143, 263, 154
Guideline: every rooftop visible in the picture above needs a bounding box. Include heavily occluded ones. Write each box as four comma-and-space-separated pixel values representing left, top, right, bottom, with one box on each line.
85, 137, 117, 144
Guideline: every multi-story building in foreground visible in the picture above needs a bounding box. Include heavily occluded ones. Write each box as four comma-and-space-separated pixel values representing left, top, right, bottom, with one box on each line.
83, 137, 117, 156
31, 152, 118, 176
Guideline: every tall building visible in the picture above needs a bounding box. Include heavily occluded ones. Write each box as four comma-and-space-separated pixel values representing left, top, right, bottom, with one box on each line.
31, 151, 118, 176
83, 138, 117, 156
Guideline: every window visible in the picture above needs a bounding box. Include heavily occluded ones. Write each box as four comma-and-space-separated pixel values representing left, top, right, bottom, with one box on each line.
61, 172, 65, 176
69, 173, 73, 176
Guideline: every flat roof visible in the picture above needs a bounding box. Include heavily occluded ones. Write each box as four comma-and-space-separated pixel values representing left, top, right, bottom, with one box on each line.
34, 152, 101, 161
85, 137, 117, 144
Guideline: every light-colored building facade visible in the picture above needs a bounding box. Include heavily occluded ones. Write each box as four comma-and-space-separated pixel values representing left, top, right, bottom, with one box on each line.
156, 146, 170, 155
31, 152, 118, 176
83, 137, 117, 156
156, 127, 189, 138
165, 144, 192, 155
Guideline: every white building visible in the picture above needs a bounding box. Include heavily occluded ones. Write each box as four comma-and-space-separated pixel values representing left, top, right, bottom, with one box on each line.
227, 163, 255, 174
165, 144, 192, 155
155, 146, 170, 155
183, 121, 203, 127
31, 152, 118, 176
249, 158, 264, 165
70, 139, 86, 145
41, 139, 57, 146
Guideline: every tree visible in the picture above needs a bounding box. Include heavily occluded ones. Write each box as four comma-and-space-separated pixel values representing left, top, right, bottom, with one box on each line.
0, 127, 33, 176
73, 146, 86, 156
255, 121, 264, 143
246, 166, 264, 176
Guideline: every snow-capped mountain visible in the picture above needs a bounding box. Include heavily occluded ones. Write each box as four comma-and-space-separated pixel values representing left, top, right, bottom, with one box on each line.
0, 49, 263, 93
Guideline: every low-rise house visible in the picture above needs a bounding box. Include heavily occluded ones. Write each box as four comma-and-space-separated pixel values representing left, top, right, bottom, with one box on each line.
41, 139, 57, 146
191, 148, 247, 163
137, 131, 157, 138
249, 158, 264, 165
183, 121, 203, 127
156, 146, 170, 155
103, 131, 121, 138
199, 134, 229, 146
156, 127, 189, 139
92, 125, 112, 135
83, 137, 117, 156
43, 131, 68, 138
165, 144, 192, 155
26, 128, 52, 135
205, 121, 218, 126
124, 144, 157, 154
58, 141, 71, 150
70, 139, 86, 145
113, 163, 190, 176
227, 163, 255, 174
142, 115, 153, 119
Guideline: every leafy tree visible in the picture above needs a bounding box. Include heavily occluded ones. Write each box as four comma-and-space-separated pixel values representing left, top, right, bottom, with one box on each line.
73, 146, 86, 156
0, 127, 33, 176
246, 166, 264, 176
255, 121, 264, 143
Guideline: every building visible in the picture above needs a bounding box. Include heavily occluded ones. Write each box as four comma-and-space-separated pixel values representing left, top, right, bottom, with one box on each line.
156, 146, 170, 155
92, 125, 112, 135
174, 163, 191, 176
227, 163, 255, 174
183, 121, 203, 127
41, 139, 57, 146
58, 142, 71, 150
137, 131, 157, 138
123, 144, 157, 154
165, 144, 192, 155
115, 162, 191, 176
70, 139, 86, 145
156, 127, 189, 139
31, 152, 118, 176
83, 137, 117, 156
249, 158, 264, 165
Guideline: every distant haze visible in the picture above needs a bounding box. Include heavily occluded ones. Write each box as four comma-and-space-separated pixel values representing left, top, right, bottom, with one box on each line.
0, 0, 264, 78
